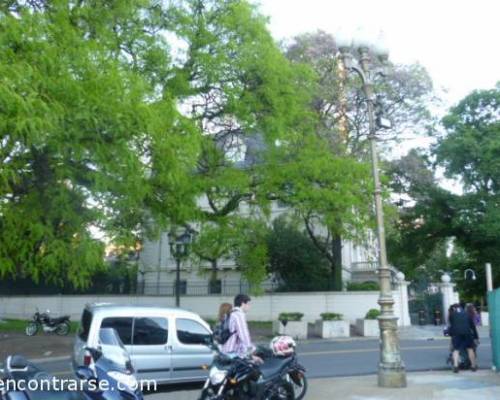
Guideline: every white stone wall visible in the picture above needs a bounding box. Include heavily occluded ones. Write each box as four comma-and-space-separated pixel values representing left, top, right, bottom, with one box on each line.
0, 290, 409, 326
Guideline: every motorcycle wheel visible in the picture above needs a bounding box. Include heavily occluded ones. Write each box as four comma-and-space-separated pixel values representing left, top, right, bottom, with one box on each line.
289, 373, 308, 400
267, 381, 295, 400
198, 388, 221, 400
26, 322, 39, 336
56, 321, 70, 336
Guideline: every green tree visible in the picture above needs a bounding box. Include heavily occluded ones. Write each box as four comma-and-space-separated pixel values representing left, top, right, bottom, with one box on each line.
282, 31, 437, 289
267, 218, 331, 292
163, 0, 313, 284
435, 84, 500, 291
387, 85, 500, 300
0, 1, 199, 288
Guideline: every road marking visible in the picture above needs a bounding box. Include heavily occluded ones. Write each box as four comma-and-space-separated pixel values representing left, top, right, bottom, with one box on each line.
301, 343, 491, 356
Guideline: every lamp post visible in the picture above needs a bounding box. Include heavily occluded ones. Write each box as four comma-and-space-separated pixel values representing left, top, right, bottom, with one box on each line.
336, 29, 406, 388
464, 268, 477, 281
168, 228, 193, 307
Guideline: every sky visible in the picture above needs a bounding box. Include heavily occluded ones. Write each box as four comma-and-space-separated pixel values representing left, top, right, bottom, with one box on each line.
258, 0, 500, 107
257, 0, 500, 192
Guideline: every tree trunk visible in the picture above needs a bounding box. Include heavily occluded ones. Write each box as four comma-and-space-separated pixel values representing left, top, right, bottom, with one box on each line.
331, 234, 343, 291
209, 259, 219, 294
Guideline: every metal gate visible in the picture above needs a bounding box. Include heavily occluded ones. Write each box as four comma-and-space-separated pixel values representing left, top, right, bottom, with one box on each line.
409, 275, 444, 325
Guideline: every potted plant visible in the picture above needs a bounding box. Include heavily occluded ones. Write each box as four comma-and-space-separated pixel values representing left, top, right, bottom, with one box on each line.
273, 312, 307, 339
313, 313, 350, 338
356, 309, 380, 337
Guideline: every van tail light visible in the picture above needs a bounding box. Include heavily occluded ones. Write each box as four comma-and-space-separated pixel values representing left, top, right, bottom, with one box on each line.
83, 350, 93, 366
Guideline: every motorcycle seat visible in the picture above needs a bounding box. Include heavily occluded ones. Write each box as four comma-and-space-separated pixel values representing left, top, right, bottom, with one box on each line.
259, 357, 292, 381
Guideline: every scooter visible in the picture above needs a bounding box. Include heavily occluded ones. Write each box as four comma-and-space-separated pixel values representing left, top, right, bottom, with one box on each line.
25, 308, 71, 336
0, 328, 144, 400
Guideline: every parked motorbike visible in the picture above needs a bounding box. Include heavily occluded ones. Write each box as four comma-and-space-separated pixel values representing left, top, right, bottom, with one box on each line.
198, 336, 306, 400
25, 308, 71, 336
1, 328, 144, 400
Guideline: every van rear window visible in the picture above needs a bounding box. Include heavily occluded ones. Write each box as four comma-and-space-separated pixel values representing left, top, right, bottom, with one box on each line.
78, 309, 93, 341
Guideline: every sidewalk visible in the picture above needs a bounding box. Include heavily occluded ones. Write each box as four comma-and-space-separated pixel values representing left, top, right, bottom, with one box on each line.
148, 370, 500, 400
399, 325, 490, 341
309, 370, 500, 400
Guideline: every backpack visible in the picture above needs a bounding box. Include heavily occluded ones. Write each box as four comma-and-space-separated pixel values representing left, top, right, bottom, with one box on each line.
213, 312, 234, 345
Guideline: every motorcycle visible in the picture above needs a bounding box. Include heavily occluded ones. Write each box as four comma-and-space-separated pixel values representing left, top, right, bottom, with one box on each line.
198, 336, 306, 400
25, 308, 71, 336
1, 328, 144, 400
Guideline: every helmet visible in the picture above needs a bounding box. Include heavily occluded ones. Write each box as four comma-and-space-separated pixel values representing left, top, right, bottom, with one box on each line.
270, 336, 296, 357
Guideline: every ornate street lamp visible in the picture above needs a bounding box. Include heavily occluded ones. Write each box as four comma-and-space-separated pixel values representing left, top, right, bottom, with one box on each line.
336, 29, 407, 388
168, 228, 193, 307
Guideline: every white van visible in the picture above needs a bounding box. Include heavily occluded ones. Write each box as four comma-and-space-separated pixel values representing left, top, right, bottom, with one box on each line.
73, 304, 214, 384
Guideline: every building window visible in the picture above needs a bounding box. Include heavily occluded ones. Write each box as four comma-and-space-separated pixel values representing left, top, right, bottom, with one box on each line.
209, 280, 222, 294
178, 280, 187, 295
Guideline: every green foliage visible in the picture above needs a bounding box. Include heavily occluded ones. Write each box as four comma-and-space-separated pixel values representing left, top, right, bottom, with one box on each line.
267, 218, 331, 292
320, 312, 343, 321
278, 312, 304, 322
346, 281, 380, 291
0, 1, 199, 287
387, 85, 500, 301
365, 309, 381, 320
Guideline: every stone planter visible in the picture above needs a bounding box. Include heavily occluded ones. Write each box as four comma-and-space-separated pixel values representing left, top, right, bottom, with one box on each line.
481, 311, 489, 327
272, 320, 308, 339
314, 320, 350, 338
355, 318, 379, 337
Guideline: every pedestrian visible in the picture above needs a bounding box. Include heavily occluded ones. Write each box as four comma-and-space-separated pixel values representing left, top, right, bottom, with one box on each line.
212, 302, 234, 346
222, 294, 262, 363
449, 302, 479, 373
218, 302, 233, 323
466, 303, 481, 327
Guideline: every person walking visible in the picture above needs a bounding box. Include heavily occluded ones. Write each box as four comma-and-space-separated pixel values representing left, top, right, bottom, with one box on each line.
222, 294, 262, 363
449, 303, 479, 373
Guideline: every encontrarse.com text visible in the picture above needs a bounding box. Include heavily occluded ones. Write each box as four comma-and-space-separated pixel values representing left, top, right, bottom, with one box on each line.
0, 378, 157, 392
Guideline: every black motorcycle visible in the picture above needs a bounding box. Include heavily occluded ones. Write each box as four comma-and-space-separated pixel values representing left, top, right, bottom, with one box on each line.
199, 339, 304, 400
25, 308, 71, 336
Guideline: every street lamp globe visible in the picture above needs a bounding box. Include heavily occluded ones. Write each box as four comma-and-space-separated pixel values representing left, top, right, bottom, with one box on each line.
372, 31, 390, 60
335, 27, 352, 51
352, 26, 372, 50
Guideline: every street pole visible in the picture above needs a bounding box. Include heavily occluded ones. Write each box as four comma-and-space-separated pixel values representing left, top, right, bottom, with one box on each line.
486, 263, 493, 292
359, 48, 407, 388
175, 257, 181, 307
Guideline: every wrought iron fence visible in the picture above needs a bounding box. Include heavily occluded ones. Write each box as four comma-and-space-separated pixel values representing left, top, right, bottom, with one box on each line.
139, 281, 278, 296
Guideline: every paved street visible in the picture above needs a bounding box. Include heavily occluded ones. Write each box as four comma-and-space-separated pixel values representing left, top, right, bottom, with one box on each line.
25, 337, 492, 398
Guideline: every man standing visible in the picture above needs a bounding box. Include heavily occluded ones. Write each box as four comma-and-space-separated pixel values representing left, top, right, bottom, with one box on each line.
222, 294, 261, 362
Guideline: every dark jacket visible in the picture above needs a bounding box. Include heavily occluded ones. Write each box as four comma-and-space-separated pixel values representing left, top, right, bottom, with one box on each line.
449, 310, 479, 339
